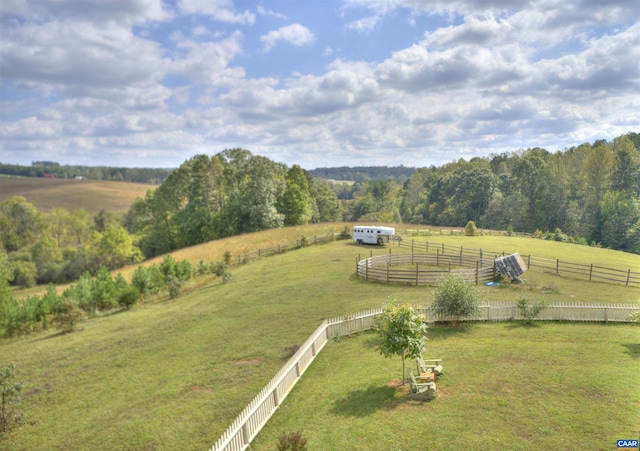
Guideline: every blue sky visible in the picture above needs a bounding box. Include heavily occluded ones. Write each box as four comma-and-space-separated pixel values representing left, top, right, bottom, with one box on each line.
1, 0, 639, 170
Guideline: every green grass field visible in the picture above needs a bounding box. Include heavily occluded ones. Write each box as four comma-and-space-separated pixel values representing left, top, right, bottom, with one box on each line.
1, 227, 639, 450
252, 323, 640, 451
0, 176, 152, 214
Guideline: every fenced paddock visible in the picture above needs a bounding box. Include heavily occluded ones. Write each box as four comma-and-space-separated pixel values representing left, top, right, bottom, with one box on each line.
356, 252, 495, 285
209, 302, 639, 451
395, 239, 640, 287
227, 232, 339, 267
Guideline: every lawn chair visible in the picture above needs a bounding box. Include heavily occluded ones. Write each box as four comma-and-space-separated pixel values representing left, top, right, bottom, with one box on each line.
407, 368, 436, 400
417, 356, 443, 378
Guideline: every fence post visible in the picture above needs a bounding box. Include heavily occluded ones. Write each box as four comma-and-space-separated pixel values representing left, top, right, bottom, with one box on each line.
627, 269, 631, 287
437, 249, 440, 266
273, 389, 280, 407
442, 243, 445, 254
416, 263, 419, 286
475, 261, 479, 285
242, 423, 250, 446
604, 307, 608, 322
412, 239, 414, 253
589, 264, 593, 281
556, 259, 559, 275
387, 261, 389, 283
426, 241, 429, 253
460, 246, 463, 265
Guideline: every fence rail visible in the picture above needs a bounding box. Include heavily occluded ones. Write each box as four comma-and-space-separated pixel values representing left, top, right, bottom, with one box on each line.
228, 232, 338, 267
356, 252, 496, 285
209, 301, 639, 451
396, 239, 640, 287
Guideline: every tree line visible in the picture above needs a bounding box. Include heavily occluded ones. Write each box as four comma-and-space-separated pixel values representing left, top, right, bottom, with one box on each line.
0, 149, 343, 288
341, 133, 640, 253
0, 162, 171, 185
0, 197, 141, 287
124, 149, 342, 258
1, 132, 638, 294
308, 165, 415, 182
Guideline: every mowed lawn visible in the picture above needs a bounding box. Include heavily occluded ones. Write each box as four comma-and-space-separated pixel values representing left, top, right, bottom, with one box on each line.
252, 323, 640, 451
1, 233, 639, 450
0, 176, 152, 214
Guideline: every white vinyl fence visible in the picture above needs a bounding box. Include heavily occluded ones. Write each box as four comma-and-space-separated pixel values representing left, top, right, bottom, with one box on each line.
209, 301, 638, 451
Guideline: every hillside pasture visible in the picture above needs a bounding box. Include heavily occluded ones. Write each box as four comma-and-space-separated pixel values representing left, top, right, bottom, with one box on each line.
1, 227, 639, 450
0, 176, 152, 214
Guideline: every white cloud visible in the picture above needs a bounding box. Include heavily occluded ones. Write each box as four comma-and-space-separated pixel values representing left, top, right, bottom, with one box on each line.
345, 15, 380, 32
1, 0, 172, 24
169, 31, 245, 88
260, 24, 315, 52
0, 0, 638, 170
256, 5, 288, 20
178, 0, 255, 24
1, 21, 167, 96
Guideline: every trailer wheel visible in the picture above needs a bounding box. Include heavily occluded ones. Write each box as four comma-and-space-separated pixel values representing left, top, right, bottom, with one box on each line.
377, 237, 383, 245
357, 239, 363, 244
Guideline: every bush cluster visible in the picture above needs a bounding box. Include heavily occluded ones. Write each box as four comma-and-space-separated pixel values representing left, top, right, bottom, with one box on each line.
0, 254, 235, 339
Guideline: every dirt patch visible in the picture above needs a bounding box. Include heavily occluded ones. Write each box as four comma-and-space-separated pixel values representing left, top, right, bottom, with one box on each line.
191, 385, 213, 393
387, 378, 411, 395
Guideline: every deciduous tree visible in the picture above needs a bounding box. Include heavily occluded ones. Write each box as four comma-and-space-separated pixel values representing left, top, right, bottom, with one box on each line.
376, 300, 428, 385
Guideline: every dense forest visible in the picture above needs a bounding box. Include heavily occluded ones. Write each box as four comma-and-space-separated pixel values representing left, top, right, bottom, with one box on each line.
308, 166, 415, 182
1, 133, 639, 291
124, 149, 342, 258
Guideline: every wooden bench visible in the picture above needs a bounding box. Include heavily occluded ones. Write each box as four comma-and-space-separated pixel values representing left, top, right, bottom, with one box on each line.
417, 357, 443, 378
407, 368, 436, 400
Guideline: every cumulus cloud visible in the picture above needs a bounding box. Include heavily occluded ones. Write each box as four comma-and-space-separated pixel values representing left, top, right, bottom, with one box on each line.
1, 0, 638, 169
178, 0, 254, 24
345, 15, 380, 32
256, 5, 288, 20
1, 21, 166, 91
169, 31, 246, 87
260, 24, 315, 52
1, 0, 172, 24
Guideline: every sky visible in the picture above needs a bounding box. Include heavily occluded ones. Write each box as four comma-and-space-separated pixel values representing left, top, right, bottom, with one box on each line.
1, 0, 639, 170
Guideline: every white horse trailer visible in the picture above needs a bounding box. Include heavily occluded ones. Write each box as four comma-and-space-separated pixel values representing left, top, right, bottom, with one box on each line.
353, 226, 395, 245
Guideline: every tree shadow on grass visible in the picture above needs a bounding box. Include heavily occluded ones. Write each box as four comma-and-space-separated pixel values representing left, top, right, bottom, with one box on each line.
330, 385, 399, 417
622, 343, 640, 359
426, 323, 474, 340
35, 329, 78, 341
504, 321, 544, 330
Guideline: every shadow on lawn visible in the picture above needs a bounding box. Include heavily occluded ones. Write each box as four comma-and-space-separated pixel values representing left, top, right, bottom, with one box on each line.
426, 324, 474, 339
622, 343, 640, 359
330, 385, 398, 417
